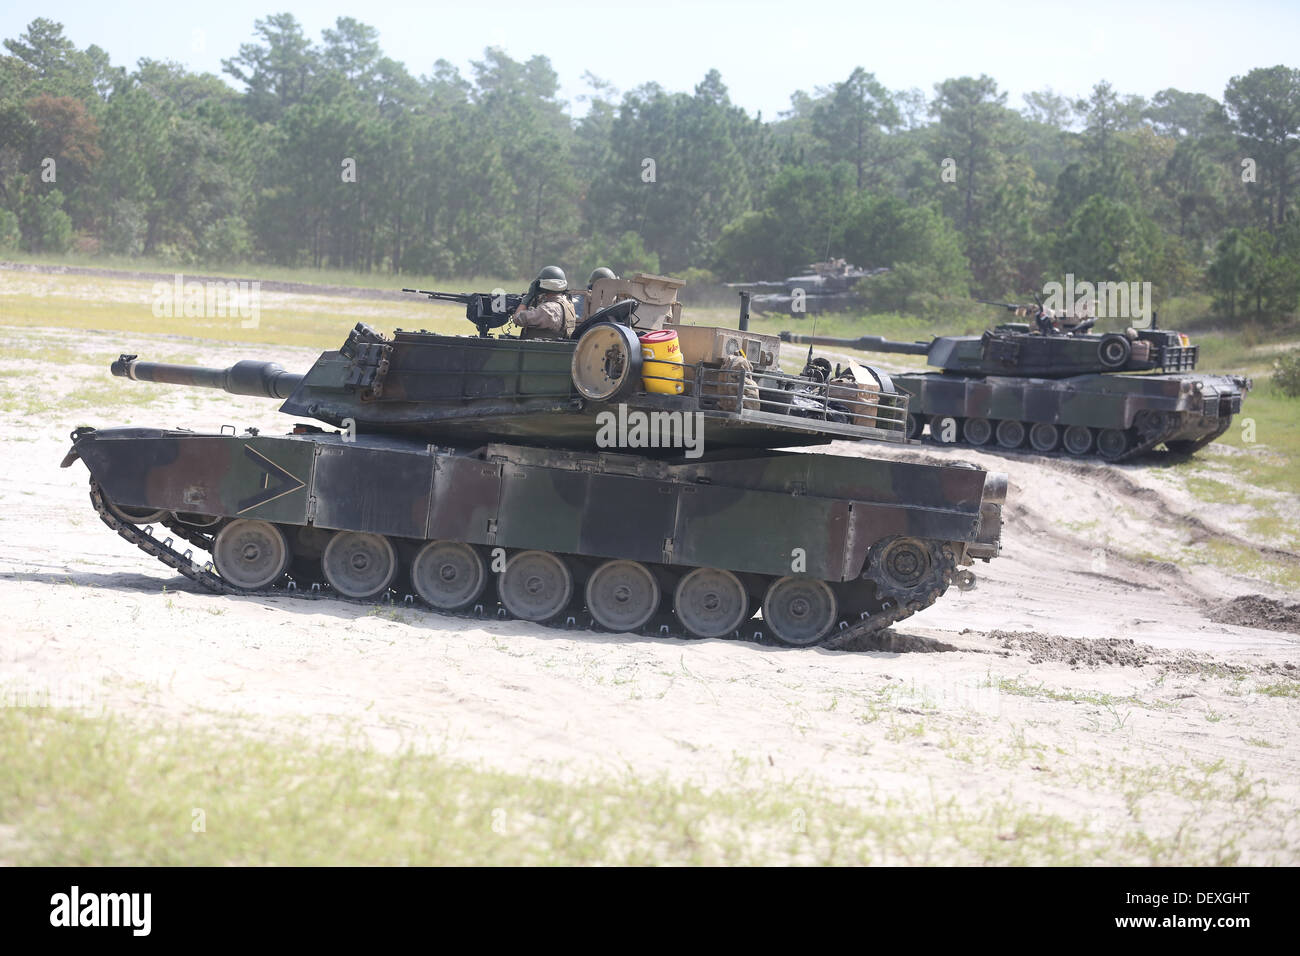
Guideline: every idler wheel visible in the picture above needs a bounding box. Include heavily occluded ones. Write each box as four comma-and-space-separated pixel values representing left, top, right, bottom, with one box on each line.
1096, 428, 1131, 460
585, 559, 660, 632
962, 417, 993, 446
411, 540, 487, 610
322, 531, 398, 599
674, 567, 748, 639
1062, 425, 1094, 456
1028, 422, 1060, 452
213, 519, 290, 590
499, 550, 573, 622
570, 323, 643, 401
872, 537, 933, 593
995, 419, 1026, 449
762, 577, 838, 647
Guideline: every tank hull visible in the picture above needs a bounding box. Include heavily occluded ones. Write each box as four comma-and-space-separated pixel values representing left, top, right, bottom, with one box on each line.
65, 426, 1005, 646
897, 370, 1248, 460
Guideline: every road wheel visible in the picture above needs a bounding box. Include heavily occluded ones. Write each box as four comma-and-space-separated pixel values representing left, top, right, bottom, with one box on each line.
323, 532, 398, 599
499, 550, 573, 622
762, 577, 838, 647
905, 413, 925, 440
585, 560, 660, 632
962, 417, 993, 446
995, 419, 1026, 449
411, 540, 487, 610
214, 519, 290, 590
931, 415, 961, 444
1028, 423, 1060, 452
1096, 428, 1131, 460
674, 567, 749, 639
1062, 425, 1094, 456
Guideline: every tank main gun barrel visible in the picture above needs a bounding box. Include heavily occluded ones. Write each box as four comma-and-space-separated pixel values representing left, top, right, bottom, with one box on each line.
778, 332, 930, 356
111, 355, 304, 400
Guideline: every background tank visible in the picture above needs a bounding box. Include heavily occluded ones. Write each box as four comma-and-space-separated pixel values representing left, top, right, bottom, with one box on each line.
781, 316, 1251, 461
726, 259, 889, 316
62, 275, 1007, 648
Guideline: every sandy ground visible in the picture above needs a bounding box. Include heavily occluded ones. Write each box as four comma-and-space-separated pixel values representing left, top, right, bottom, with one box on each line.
2, 324, 1299, 862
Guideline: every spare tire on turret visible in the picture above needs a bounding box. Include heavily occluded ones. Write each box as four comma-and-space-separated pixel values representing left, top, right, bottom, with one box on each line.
1097, 334, 1131, 369
571, 322, 644, 401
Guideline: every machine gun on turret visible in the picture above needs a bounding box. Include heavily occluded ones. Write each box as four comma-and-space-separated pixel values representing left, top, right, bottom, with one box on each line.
402, 289, 525, 337
977, 299, 1040, 316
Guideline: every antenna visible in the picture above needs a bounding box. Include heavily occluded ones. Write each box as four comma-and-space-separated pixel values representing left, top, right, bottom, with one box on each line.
804, 228, 833, 373
805, 304, 821, 373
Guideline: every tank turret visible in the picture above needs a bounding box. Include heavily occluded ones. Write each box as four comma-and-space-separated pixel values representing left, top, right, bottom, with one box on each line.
109, 313, 910, 450
62, 273, 1009, 648
726, 259, 889, 316
781, 324, 1201, 377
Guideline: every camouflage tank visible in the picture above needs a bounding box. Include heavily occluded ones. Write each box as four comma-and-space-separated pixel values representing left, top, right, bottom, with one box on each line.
61, 273, 1007, 648
726, 259, 889, 316
780, 314, 1251, 461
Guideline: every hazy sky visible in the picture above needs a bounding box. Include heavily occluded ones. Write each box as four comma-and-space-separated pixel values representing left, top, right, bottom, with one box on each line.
4, 0, 1297, 117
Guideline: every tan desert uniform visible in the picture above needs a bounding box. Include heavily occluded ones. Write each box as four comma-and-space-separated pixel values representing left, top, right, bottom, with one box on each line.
513, 293, 577, 340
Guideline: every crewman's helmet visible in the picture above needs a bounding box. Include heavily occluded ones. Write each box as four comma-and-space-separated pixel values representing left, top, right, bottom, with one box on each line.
537, 265, 567, 292
587, 267, 617, 289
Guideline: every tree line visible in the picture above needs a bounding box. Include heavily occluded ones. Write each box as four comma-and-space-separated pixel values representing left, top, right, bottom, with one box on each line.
1, 15, 1298, 321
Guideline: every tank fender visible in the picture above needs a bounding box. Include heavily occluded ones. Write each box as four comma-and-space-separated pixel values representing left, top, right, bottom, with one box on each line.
60, 426, 96, 468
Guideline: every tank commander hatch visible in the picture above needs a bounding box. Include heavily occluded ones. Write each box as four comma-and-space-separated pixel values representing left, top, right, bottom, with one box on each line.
512, 265, 577, 339
574, 267, 617, 320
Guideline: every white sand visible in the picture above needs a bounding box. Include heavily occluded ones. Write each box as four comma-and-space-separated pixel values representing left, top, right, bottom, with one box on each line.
2, 325, 1297, 862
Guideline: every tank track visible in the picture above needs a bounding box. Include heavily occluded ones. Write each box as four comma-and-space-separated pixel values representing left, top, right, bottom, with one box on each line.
88, 480, 955, 649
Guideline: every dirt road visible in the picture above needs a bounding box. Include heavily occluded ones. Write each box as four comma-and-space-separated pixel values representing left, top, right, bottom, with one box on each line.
2, 325, 1298, 863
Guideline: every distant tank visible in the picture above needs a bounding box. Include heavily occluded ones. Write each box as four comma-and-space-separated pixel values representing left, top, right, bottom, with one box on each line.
726, 258, 888, 316
781, 312, 1251, 461
61, 272, 1008, 648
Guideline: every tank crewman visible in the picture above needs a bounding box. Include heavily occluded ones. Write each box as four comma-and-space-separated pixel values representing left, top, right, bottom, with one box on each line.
513, 265, 577, 339
574, 267, 618, 320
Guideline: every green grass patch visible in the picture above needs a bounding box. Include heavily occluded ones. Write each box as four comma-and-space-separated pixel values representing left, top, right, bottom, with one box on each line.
1257, 681, 1300, 699
0, 380, 163, 419
1204, 384, 1300, 497
1182, 475, 1255, 506
985, 674, 1119, 706
0, 273, 468, 352
1199, 539, 1300, 592
1, 703, 1268, 866
2, 250, 519, 295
